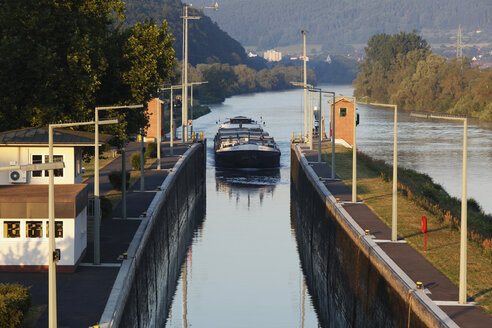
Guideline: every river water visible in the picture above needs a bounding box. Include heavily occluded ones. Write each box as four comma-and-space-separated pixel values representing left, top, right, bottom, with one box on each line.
164, 84, 492, 327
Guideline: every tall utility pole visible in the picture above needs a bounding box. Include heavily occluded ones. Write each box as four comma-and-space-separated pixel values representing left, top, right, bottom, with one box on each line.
182, 2, 218, 143
302, 30, 308, 140
457, 24, 463, 58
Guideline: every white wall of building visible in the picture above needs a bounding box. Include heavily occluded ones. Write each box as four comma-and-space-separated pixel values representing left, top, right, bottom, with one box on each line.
0, 208, 87, 267
0, 146, 83, 185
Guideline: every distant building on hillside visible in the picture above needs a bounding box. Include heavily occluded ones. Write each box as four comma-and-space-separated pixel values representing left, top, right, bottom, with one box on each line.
247, 52, 258, 57
263, 49, 282, 62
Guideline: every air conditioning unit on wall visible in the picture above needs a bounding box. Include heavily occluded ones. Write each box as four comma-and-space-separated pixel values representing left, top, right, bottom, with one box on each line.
9, 170, 27, 183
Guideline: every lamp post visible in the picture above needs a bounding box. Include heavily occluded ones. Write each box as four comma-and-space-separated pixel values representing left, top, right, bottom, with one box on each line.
189, 81, 208, 136
368, 103, 398, 239
290, 81, 313, 141
156, 98, 163, 170
370, 103, 398, 241
309, 88, 336, 167
323, 92, 337, 179
0, 162, 64, 328
159, 85, 183, 156
46, 119, 116, 327
338, 96, 357, 202
182, 2, 218, 143
301, 30, 308, 140
94, 104, 142, 264
411, 112, 468, 304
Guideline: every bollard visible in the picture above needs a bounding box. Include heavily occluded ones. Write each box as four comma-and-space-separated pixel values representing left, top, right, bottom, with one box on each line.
200, 132, 204, 141
364, 229, 370, 236
192, 132, 196, 141
416, 282, 423, 290
291, 132, 294, 142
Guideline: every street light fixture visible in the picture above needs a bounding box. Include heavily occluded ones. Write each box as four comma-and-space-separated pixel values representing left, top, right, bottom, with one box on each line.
189, 81, 208, 135
290, 81, 313, 142
47, 119, 116, 328
370, 103, 398, 241
338, 95, 357, 203
0, 162, 64, 327
410, 112, 469, 304
159, 85, 183, 156
94, 105, 142, 264
182, 2, 218, 143
301, 30, 308, 140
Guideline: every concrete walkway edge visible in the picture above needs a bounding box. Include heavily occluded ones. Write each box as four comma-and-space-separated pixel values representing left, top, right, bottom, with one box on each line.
295, 145, 459, 328
98, 144, 202, 328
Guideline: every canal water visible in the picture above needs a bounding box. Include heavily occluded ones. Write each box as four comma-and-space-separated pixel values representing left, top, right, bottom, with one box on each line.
164, 84, 492, 326
165, 89, 321, 327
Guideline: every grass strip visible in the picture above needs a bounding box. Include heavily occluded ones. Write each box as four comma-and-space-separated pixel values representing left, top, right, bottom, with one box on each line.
323, 144, 492, 313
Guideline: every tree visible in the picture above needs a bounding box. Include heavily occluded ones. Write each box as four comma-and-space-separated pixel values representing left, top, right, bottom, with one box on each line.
96, 20, 176, 147
0, 0, 125, 131
0, 1, 176, 143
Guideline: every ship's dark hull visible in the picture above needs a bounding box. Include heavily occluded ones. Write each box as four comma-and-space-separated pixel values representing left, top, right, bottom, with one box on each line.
214, 149, 281, 168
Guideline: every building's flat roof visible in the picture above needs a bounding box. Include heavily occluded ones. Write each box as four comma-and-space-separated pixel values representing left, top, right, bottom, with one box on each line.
0, 184, 86, 202
0, 127, 112, 146
0, 184, 88, 219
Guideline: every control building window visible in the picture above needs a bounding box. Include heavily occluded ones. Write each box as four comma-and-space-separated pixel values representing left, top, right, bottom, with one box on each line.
32, 155, 43, 177
4, 221, 20, 238
44, 155, 64, 177
340, 108, 347, 117
46, 221, 63, 238
31, 154, 64, 177
26, 221, 43, 238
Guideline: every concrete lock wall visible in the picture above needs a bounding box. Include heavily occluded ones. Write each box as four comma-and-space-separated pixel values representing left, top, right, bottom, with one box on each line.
290, 145, 452, 328
100, 143, 206, 328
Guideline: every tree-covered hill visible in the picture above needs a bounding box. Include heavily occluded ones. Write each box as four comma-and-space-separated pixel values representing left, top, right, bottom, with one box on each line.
188, 0, 492, 49
353, 32, 492, 121
124, 0, 248, 65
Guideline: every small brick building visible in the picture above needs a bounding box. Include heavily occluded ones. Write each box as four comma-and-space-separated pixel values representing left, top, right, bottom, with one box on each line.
329, 97, 356, 147
146, 98, 165, 141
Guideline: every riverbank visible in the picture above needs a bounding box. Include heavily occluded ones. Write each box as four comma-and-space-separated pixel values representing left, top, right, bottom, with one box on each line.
324, 144, 492, 313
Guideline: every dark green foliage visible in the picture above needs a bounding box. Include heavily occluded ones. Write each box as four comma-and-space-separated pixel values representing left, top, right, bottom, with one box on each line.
0, 283, 31, 328
145, 142, 157, 158
0, 0, 176, 140
108, 170, 130, 191
100, 196, 113, 220
354, 32, 491, 121
187, 63, 316, 103
130, 152, 142, 171
309, 56, 359, 84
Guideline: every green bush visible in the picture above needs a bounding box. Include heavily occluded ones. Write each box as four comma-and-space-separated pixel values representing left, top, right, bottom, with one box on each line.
130, 152, 142, 171
100, 196, 113, 220
108, 170, 130, 191
0, 283, 31, 328
145, 142, 157, 158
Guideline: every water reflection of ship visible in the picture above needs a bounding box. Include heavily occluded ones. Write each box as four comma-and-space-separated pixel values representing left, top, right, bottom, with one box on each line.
215, 169, 280, 207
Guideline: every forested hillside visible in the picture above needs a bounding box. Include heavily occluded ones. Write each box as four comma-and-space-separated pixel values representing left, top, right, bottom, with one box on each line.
189, 0, 492, 49
353, 32, 492, 121
124, 0, 248, 65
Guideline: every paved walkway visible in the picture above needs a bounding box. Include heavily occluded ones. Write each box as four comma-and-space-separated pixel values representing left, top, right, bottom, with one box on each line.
298, 143, 492, 327
0, 141, 194, 328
